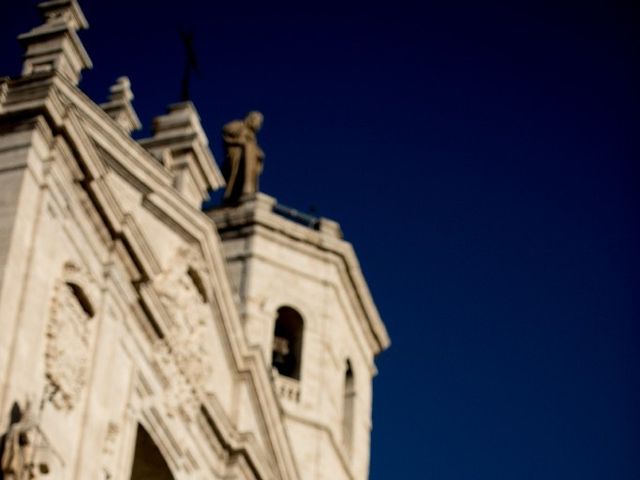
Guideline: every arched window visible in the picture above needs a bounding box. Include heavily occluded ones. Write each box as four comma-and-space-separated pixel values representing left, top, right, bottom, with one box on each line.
129, 424, 174, 480
271, 306, 304, 380
342, 360, 356, 452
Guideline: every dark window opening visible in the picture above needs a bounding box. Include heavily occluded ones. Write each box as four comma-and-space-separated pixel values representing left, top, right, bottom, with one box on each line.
342, 360, 356, 452
271, 306, 304, 380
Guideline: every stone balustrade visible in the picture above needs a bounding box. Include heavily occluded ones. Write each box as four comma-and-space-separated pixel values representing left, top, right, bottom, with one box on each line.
273, 372, 301, 403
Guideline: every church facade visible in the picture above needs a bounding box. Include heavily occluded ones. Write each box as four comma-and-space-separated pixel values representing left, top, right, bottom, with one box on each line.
0, 1, 389, 479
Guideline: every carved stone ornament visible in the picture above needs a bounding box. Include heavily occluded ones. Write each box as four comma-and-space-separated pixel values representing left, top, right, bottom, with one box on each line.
99, 421, 119, 480
152, 247, 215, 419
152, 339, 200, 423
0, 399, 56, 480
157, 248, 212, 387
44, 262, 98, 411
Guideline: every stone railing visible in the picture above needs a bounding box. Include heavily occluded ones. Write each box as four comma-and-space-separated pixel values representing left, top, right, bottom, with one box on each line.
273, 202, 320, 230
272, 371, 301, 403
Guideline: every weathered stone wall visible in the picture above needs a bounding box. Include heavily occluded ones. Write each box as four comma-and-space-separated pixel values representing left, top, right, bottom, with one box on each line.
0, 98, 299, 480
0, 3, 388, 479
210, 194, 388, 480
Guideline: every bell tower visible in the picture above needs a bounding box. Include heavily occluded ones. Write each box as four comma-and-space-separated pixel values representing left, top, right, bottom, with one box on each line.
207, 116, 390, 479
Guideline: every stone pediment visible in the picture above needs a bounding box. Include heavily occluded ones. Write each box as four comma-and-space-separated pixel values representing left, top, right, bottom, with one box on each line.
0, 3, 389, 477
0, 69, 299, 479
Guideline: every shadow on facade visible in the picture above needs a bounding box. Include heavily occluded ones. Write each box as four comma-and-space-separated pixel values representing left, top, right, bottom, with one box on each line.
130, 425, 174, 480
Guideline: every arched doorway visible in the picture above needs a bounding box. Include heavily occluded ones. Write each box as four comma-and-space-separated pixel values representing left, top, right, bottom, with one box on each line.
129, 424, 174, 480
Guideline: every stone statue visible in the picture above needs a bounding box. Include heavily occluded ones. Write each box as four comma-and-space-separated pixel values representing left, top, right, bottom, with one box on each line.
221, 111, 265, 203
1, 400, 52, 479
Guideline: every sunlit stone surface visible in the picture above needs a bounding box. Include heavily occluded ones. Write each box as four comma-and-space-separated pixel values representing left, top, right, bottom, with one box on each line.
0, 1, 389, 479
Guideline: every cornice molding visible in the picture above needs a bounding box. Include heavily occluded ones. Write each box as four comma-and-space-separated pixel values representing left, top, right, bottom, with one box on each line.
210, 197, 391, 354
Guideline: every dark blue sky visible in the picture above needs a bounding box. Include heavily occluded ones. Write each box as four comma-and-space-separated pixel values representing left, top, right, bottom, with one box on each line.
2, 1, 639, 478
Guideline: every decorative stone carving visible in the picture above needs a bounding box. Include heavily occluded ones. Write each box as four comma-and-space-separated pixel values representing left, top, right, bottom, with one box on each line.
99, 421, 119, 480
99, 76, 141, 134
17, 0, 92, 85
153, 339, 200, 423
171, 325, 211, 393
102, 422, 119, 456
155, 247, 208, 311
44, 262, 97, 411
221, 111, 265, 203
152, 247, 215, 420
139, 102, 225, 206
156, 247, 211, 340
1, 399, 54, 479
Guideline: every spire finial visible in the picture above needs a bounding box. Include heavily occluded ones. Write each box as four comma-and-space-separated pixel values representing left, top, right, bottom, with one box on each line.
17, 0, 92, 85
139, 102, 225, 206
100, 76, 142, 134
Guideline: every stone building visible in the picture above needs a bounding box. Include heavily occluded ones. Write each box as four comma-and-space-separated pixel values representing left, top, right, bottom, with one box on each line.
0, 1, 389, 479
